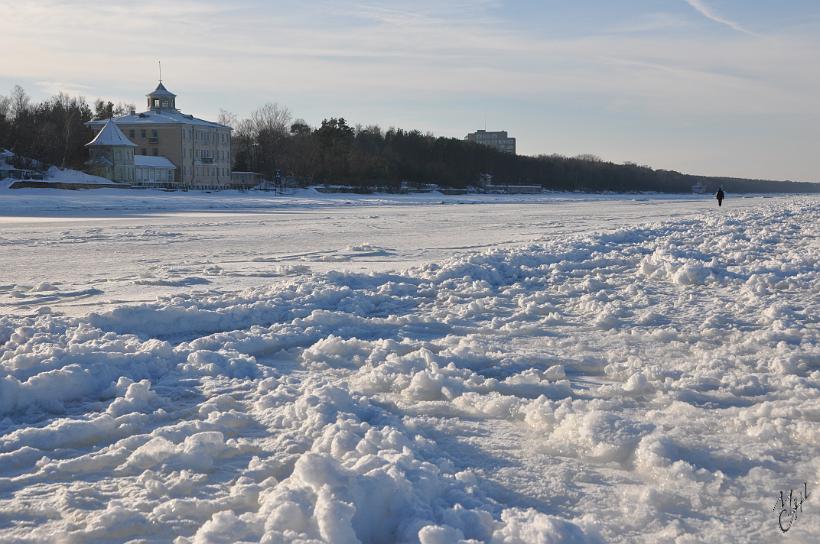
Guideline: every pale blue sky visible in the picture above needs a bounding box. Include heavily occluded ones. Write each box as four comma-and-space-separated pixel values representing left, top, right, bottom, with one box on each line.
2, 0, 819, 181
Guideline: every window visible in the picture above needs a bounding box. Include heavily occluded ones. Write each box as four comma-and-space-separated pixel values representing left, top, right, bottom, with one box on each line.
153, 99, 160, 108
141, 148, 147, 155
152, 148, 158, 156
152, 129, 158, 137
141, 129, 146, 138
129, 129, 135, 138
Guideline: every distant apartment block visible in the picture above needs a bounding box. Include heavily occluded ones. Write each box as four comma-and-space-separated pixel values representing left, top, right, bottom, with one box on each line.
465, 130, 516, 154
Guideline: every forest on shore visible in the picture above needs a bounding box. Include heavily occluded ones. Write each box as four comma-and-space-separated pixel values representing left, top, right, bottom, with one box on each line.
1, 86, 818, 194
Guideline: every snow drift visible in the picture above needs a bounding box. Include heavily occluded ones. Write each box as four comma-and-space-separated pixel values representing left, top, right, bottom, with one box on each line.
0, 200, 818, 542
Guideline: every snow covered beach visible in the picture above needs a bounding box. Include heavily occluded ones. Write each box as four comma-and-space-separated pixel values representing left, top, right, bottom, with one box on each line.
0, 192, 818, 542
0, 189, 794, 317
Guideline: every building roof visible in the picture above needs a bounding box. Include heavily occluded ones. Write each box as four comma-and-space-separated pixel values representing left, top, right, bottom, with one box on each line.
87, 108, 231, 129
87, 81, 230, 130
86, 119, 138, 147
147, 82, 176, 98
134, 155, 176, 169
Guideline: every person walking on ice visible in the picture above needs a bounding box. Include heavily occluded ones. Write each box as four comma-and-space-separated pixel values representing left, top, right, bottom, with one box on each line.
716, 187, 725, 207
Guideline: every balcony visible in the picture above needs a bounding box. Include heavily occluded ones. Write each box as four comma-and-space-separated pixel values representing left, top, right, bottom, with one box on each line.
148, 137, 159, 144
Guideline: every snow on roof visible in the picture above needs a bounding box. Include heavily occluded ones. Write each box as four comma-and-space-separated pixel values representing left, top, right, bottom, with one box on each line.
86, 119, 138, 147
147, 82, 176, 98
87, 109, 230, 129
134, 155, 176, 169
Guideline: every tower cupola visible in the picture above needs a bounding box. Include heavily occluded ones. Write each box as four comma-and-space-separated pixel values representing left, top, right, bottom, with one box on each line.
147, 82, 176, 111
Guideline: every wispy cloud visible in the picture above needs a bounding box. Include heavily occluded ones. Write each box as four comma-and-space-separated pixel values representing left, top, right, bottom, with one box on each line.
608, 12, 689, 34
684, 0, 757, 35
35, 80, 93, 97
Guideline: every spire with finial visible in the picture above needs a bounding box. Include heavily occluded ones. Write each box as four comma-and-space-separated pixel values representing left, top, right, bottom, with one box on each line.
146, 64, 177, 112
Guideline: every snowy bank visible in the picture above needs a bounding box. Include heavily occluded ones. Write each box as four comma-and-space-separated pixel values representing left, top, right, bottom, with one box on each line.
0, 184, 724, 217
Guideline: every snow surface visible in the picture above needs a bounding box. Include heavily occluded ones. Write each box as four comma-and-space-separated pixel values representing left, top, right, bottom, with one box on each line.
44, 167, 116, 185
0, 188, 792, 317
86, 106, 230, 129
0, 192, 818, 542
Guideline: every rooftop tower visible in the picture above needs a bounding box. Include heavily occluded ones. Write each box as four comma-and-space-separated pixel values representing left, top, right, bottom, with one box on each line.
147, 82, 176, 112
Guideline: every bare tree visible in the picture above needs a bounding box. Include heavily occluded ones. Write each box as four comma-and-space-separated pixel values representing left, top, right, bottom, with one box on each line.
249, 103, 291, 138
229, 104, 293, 177
114, 101, 136, 116
57, 93, 78, 167
218, 109, 238, 129
0, 95, 10, 121
10, 85, 30, 120
574, 153, 602, 163
234, 117, 255, 141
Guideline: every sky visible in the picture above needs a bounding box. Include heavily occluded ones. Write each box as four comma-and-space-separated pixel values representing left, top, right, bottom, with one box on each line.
2, 0, 820, 182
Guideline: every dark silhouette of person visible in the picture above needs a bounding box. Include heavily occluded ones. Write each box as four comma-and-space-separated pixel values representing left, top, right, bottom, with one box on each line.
716, 187, 725, 207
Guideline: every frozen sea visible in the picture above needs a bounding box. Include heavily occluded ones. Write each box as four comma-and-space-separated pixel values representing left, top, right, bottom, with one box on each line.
0, 188, 817, 543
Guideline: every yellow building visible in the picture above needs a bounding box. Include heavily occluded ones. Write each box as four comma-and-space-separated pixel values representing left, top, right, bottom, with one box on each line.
87, 81, 231, 187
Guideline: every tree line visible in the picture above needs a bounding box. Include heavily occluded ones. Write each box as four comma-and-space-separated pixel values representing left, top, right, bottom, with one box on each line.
0, 86, 134, 171
1, 86, 817, 193
223, 102, 820, 193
